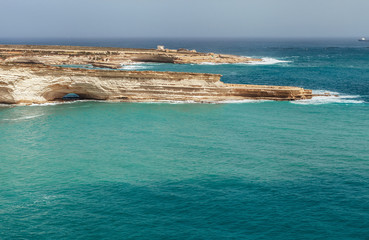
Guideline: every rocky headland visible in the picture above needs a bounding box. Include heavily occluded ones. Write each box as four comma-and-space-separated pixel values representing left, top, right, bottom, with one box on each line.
0, 44, 261, 66
0, 45, 313, 104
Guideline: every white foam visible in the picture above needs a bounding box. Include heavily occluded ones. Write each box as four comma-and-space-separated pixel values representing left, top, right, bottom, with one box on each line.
292, 90, 365, 105
120, 65, 150, 70
243, 57, 292, 65
30, 102, 63, 106
198, 58, 291, 66
141, 100, 198, 104
140, 99, 271, 104
217, 99, 271, 104
2, 114, 44, 121
165, 100, 197, 104
199, 62, 225, 65
119, 62, 152, 70
29, 100, 106, 107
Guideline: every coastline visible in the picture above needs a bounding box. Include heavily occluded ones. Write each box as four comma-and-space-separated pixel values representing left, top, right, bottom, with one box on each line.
0, 44, 261, 65
0, 45, 312, 105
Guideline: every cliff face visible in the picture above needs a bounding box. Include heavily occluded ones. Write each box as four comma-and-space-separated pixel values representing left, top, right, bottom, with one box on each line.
0, 45, 261, 66
0, 64, 312, 104
0, 45, 313, 104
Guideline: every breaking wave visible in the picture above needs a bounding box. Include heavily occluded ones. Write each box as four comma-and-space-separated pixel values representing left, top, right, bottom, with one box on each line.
243, 57, 292, 65
292, 90, 365, 105
198, 62, 224, 65
198, 57, 291, 66
29, 100, 106, 107
217, 99, 271, 104
0, 104, 11, 108
119, 63, 151, 70
141, 99, 271, 104
30, 102, 64, 106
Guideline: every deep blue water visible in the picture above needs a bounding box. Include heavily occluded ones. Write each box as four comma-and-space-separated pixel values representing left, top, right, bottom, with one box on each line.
1, 38, 369, 239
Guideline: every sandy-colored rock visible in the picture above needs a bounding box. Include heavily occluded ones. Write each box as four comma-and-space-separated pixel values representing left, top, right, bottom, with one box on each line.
91, 62, 122, 69
0, 63, 312, 104
0, 44, 261, 65
0, 44, 313, 105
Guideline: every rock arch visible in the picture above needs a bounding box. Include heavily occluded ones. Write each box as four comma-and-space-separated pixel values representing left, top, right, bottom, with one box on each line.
41, 83, 109, 101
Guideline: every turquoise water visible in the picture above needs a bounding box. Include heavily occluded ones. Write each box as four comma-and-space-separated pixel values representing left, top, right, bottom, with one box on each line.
1, 39, 369, 239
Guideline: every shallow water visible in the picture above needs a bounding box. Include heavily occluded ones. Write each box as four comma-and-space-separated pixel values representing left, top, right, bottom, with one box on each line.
1, 39, 369, 239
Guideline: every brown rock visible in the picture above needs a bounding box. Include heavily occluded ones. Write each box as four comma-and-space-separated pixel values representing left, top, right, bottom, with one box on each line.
0, 63, 312, 104
0, 44, 263, 65
92, 62, 121, 69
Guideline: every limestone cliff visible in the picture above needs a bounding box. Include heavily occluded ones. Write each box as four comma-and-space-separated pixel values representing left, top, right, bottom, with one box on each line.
0, 63, 312, 104
0, 45, 261, 66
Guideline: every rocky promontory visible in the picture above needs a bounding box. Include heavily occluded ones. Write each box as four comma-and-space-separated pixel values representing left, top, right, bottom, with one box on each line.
0, 45, 313, 104
0, 44, 260, 65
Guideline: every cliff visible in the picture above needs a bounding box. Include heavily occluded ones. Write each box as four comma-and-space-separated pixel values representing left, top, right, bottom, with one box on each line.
0, 45, 261, 66
0, 63, 312, 104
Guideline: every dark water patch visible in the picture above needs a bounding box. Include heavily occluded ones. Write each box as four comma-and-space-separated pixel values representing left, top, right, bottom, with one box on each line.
2, 176, 369, 239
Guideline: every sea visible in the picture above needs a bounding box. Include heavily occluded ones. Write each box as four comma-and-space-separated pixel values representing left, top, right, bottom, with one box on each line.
1, 38, 369, 239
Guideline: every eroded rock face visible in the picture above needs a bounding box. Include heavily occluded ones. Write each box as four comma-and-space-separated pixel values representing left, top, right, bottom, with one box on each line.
0, 63, 312, 104
91, 62, 122, 69
0, 45, 312, 104
0, 45, 261, 65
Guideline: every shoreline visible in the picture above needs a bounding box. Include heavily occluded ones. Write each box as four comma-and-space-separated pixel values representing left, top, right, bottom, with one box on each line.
0, 44, 261, 65
0, 44, 313, 104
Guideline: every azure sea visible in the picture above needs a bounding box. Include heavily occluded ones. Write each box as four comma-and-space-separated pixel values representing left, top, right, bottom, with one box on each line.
1, 38, 369, 239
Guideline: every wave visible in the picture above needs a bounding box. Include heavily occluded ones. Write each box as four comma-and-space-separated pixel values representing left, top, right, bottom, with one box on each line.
30, 102, 65, 106
2, 114, 44, 121
198, 62, 224, 65
5, 90, 364, 108
292, 90, 365, 105
198, 57, 291, 66
217, 99, 271, 104
119, 62, 152, 70
140, 99, 271, 104
141, 100, 198, 104
120, 65, 151, 70
29, 100, 107, 107
0, 104, 11, 108
30, 101, 80, 107
243, 57, 292, 65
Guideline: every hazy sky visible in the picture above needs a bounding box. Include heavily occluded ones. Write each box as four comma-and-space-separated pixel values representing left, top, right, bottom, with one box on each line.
1, 0, 369, 38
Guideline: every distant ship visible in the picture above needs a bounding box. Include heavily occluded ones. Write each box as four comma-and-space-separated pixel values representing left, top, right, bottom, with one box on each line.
358, 37, 369, 42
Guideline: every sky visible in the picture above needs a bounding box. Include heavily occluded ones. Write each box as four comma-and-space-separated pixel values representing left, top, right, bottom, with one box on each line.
1, 0, 369, 38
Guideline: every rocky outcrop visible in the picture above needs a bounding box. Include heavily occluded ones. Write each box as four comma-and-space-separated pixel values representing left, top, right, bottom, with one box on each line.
91, 62, 122, 69
0, 63, 312, 104
0, 45, 261, 65
0, 44, 313, 104
5, 57, 45, 65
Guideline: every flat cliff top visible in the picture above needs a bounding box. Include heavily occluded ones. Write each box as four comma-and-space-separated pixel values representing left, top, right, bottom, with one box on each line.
0, 44, 227, 56
0, 44, 261, 65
